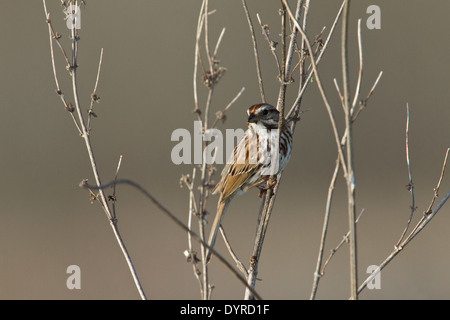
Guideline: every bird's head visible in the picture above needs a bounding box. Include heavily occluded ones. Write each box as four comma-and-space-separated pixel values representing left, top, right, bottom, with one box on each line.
247, 103, 280, 129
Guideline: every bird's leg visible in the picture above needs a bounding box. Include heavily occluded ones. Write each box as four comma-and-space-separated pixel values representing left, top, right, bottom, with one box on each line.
257, 175, 278, 197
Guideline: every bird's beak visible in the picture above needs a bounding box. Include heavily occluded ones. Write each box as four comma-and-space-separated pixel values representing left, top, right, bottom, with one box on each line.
248, 113, 257, 123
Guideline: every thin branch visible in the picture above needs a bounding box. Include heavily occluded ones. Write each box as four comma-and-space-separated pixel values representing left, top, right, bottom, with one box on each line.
43, 0, 71, 67
213, 27, 226, 59
110, 154, 123, 220
286, 0, 345, 121
310, 157, 340, 299
198, 1, 217, 300
316, 209, 365, 290
244, 177, 283, 300
424, 147, 449, 215
333, 78, 344, 106
192, 0, 206, 114
211, 87, 245, 129
245, 1, 290, 300
357, 145, 449, 295
219, 226, 248, 275
319, 209, 365, 277
241, 0, 266, 102
191, 0, 234, 299
43, 0, 146, 300
405, 191, 450, 244
286, 0, 308, 134
296, 0, 310, 88
350, 19, 363, 114
182, 168, 204, 298
80, 178, 263, 300
340, 0, 358, 300
283, 0, 348, 178
396, 103, 416, 246
276, 2, 288, 112
198, 124, 210, 299
203, 81, 214, 131
43, 1, 82, 135
311, 74, 382, 297
256, 13, 281, 75
357, 190, 450, 295
351, 71, 383, 122
203, 0, 213, 74
87, 48, 104, 131
285, 0, 304, 81
310, 17, 382, 298
406, 146, 450, 239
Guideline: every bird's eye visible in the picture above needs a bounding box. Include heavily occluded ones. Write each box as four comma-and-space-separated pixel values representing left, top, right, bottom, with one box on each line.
262, 109, 268, 116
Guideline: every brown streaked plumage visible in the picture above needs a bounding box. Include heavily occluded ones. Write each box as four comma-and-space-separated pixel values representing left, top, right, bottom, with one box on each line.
206, 103, 292, 263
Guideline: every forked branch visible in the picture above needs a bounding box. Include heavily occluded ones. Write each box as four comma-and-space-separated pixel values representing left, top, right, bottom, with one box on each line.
42, 0, 146, 300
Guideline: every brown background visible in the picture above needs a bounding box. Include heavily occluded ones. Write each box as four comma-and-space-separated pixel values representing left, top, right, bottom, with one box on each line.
0, 0, 449, 299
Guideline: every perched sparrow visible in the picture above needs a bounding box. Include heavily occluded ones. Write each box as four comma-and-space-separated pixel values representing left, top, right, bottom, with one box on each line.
206, 103, 293, 262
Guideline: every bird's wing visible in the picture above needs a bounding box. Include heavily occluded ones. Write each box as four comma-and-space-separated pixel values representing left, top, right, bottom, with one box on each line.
213, 129, 264, 201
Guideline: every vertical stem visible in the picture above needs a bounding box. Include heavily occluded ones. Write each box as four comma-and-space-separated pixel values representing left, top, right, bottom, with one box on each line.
276, 1, 287, 111
203, 0, 213, 74
285, 0, 303, 81
244, 180, 282, 300
198, 150, 210, 300
341, 0, 358, 300
244, 1, 288, 300
59, 5, 147, 300
199, 1, 212, 299
241, 0, 266, 102
70, 55, 147, 301
310, 157, 340, 299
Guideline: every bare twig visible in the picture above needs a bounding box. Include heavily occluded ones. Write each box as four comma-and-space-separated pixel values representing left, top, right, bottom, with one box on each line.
43, 1, 82, 135
320, 209, 365, 275
203, 0, 213, 74
192, 0, 206, 115
87, 48, 104, 131
241, 0, 266, 102
110, 154, 123, 220
276, 2, 288, 111
243, 0, 349, 299
245, 178, 283, 300
80, 178, 263, 300
357, 143, 449, 295
286, 0, 308, 134
350, 19, 363, 113
189, 0, 241, 299
43, 1, 71, 67
181, 168, 204, 297
212, 27, 226, 59
357, 190, 450, 295
244, 1, 290, 300
195, 0, 218, 299
256, 13, 281, 75
43, 0, 146, 300
310, 157, 340, 299
396, 103, 416, 246
211, 87, 246, 129
285, 0, 304, 82
308, 1, 382, 299
333, 78, 344, 105
351, 70, 383, 122
406, 147, 449, 239
340, 0, 358, 300
286, 0, 345, 122
424, 147, 449, 215
219, 226, 248, 275
283, 0, 348, 178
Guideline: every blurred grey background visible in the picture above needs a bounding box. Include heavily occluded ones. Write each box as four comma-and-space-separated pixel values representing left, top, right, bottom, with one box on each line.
0, 0, 449, 299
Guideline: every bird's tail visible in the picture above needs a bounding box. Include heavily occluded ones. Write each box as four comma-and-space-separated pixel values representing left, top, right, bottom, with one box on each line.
205, 199, 230, 263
